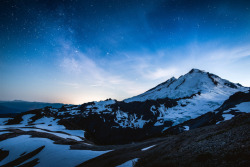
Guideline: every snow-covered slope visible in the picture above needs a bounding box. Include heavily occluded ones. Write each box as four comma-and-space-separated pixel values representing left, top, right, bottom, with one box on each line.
122, 69, 248, 127
0, 114, 109, 166
125, 69, 246, 102
0, 135, 108, 167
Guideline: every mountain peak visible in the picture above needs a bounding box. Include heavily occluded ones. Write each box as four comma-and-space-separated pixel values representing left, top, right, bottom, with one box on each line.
124, 69, 247, 103
169, 76, 177, 80
188, 68, 205, 74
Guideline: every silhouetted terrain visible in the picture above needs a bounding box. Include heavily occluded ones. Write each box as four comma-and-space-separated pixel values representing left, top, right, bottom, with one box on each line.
0, 100, 64, 115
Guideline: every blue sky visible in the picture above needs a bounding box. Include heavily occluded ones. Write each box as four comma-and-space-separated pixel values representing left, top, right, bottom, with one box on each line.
1, 0, 250, 104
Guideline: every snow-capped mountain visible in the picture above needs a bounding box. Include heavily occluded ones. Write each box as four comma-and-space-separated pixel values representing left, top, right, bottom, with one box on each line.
1, 68, 250, 166
123, 69, 248, 127
125, 68, 245, 102
2, 69, 250, 145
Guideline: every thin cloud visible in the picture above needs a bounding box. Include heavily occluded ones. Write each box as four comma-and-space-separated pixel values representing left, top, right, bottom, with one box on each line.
56, 39, 250, 103
57, 40, 141, 94
143, 68, 178, 80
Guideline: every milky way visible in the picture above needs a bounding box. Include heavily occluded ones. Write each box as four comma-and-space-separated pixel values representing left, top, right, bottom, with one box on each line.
1, 0, 250, 104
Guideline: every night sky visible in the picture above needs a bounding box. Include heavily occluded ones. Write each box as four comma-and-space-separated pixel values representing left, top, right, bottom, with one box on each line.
1, 0, 250, 104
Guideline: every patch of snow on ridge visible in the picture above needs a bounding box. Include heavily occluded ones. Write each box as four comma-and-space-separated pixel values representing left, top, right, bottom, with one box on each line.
219, 102, 250, 123
230, 102, 250, 113
50, 108, 58, 112
86, 100, 116, 113
0, 118, 12, 125
21, 114, 35, 125
114, 109, 148, 128
216, 102, 250, 124
0, 131, 11, 135
223, 102, 250, 114
222, 114, 234, 121
57, 109, 81, 116
141, 145, 156, 151
154, 121, 164, 126
150, 105, 157, 115
183, 126, 189, 131
33, 117, 64, 130
19, 128, 82, 141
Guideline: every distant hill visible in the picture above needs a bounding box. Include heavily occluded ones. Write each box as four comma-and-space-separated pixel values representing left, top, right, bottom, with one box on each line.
0, 100, 65, 115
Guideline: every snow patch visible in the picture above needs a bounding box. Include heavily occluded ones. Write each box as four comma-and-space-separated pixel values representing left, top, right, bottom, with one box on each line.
114, 109, 148, 128
222, 114, 234, 121
0, 118, 12, 125
183, 126, 189, 131
229, 102, 250, 113
21, 114, 35, 125
154, 121, 164, 126
0, 131, 11, 135
85, 100, 115, 114
141, 145, 156, 151
117, 158, 139, 167
33, 117, 85, 138
18, 128, 82, 141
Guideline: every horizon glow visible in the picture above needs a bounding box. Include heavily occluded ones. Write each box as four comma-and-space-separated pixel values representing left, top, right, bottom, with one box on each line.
1, 0, 250, 104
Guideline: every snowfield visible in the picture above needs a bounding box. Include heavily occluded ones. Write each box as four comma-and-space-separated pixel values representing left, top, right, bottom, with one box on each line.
0, 135, 109, 167
32, 116, 85, 138
222, 114, 234, 121
0, 115, 85, 141
21, 114, 35, 125
0, 114, 107, 166
0, 118, 12, 125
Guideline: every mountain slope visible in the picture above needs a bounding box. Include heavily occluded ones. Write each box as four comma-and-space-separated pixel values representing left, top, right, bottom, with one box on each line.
3, 69, 250, 145
125, 69, 245, 102
123, 69, 248, 127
